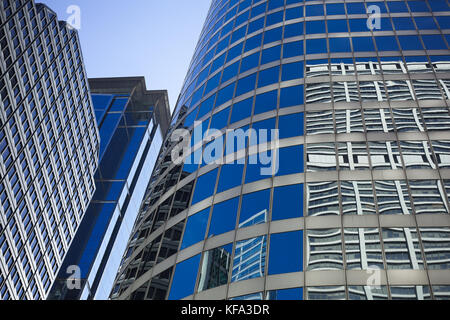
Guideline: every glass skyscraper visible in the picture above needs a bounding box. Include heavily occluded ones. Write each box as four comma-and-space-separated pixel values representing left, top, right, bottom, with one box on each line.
111, 0, 450, 300
47, 77, 171, 300
0, 1, 99, 299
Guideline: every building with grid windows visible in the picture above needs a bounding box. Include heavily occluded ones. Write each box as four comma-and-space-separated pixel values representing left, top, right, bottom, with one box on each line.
47, 77, 171, 300
0, 1, 100, 299
111, 0, 450, 300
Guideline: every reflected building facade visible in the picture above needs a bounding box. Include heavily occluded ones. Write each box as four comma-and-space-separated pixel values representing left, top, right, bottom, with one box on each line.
112, 0, 450, 300
47, 77, 170, 300
0, 1, 99, 299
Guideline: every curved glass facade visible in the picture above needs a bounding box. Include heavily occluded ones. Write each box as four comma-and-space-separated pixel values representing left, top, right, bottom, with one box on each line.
111, 0, 450, 300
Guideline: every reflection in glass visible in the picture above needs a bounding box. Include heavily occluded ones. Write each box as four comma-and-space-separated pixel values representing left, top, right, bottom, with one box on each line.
341, 181, 376, 215
168, 254, 201, 300
359, 81, 386, 101
363, 108, 394, 133
401, 141, 436, 169
307, 182, 340, 216
307, 229, 343, 271
369, 141, 402, 170
382, 227, 424, 269
433, 286, 450, 300
307, 286, 346, 300
272, 184, 303, 220
422, 108, 450, 131
420, 227, 450, 270
198, 244, 233, 292
409, 180, 449, 215
392, 108, 424, 132
306, 111, 334, 135
269, 231, 303, 275
306, 60, 329, 78
374, 180, 412, 215
348, 286, 388, 300
230, 292, 264, 300
337, 142, 370, 171
232, 236, 267, 282
432, 141, 450, 169
335, 109, 364, 134
181, 208, 210, 250
385, 80, 414, 101
239, 189, 270, 227
307, 143, 337, 172
390, 286, 431, 300
305, 82, 332, 104
344, 228, 383, 270
265, 288, 303, 300
208, 197, 239, 237
413, 80, 443, 100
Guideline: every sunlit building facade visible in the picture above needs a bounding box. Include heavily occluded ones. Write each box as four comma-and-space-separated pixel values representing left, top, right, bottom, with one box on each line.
111, 0, 450, 300
0, 1, 99, 299
47, 77, 170, 300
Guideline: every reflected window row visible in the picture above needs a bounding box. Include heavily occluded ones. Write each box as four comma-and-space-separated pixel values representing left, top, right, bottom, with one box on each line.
307, 179, 449, 216
307, 140, 450, 172
166, 226, 450, 300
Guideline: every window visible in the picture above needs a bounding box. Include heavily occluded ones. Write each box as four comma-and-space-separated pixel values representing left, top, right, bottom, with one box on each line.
239, 189, 270, 227
269, 231, 303, 275
208, 197, 239, 237
191, 169, 218, 204
168, 254, 201, 300
272, 184, 304, 220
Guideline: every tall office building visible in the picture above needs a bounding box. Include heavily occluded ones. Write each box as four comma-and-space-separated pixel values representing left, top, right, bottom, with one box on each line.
111, 0, 450, 300
47, 77, 170, 300
0, 1, 99, 299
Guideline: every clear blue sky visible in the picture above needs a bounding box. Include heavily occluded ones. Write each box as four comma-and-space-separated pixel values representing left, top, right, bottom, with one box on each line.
39, 0, 211, 112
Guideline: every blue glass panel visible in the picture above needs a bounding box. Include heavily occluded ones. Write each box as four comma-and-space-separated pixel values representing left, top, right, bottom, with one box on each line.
367, 2, 388, 13
306, 39, 327, 54
197, 94, 216, 119
306, 20, 326, 34
266, 10, 284, 26
346, 2, 366, 14
251, 117, 276, 145
110, 97, 129, 112
254, 90, 277, 115
258, 66, 280, 88
181, 208, 210, 249
261, 45, 282, 64
286, 6, 303, 20
272, 184, 304, 220
244, 33, 263, 52
208, 197, 239, 237
210, 107, 230, 130
230, 97, 253, 123
306, 4, 324, 16
375, 36, 399, 51
349, 19, 370, 32
222, 61, 240, 83
236, 73, 257, 96
216, 82, 236, 106
267, 288, 303, 300
329, 37, 351, 52
268, 231, 303, 275
428, 0, 450, 11
282, 61, 304, 81
217, 163, 244, 193
327, 19, 349, 33
264, 27, 283, 44
276, 145, 304, 176
392, 17, 415, 30
168, 254, 201, 300
239, 189, 271, 227
387, 1, 409, 12
245, 156, 274, 183
284, 22, 304, 38
415, 16, 438, 30
398, 35, 424, 50
248, 17, 265, 34
191, 169, 218, 205
422, 35, 448, 50
280, 85, 304, 108
232, 236, 267, 282
408, 1, 430, 12
240, 52, 260, 73
352, 37, 375, 52
278, 113, 304, 139
326, 3, 346, 15
436, 16, 450, 29
283, 41, 303, 58
226, 42, 244, 63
